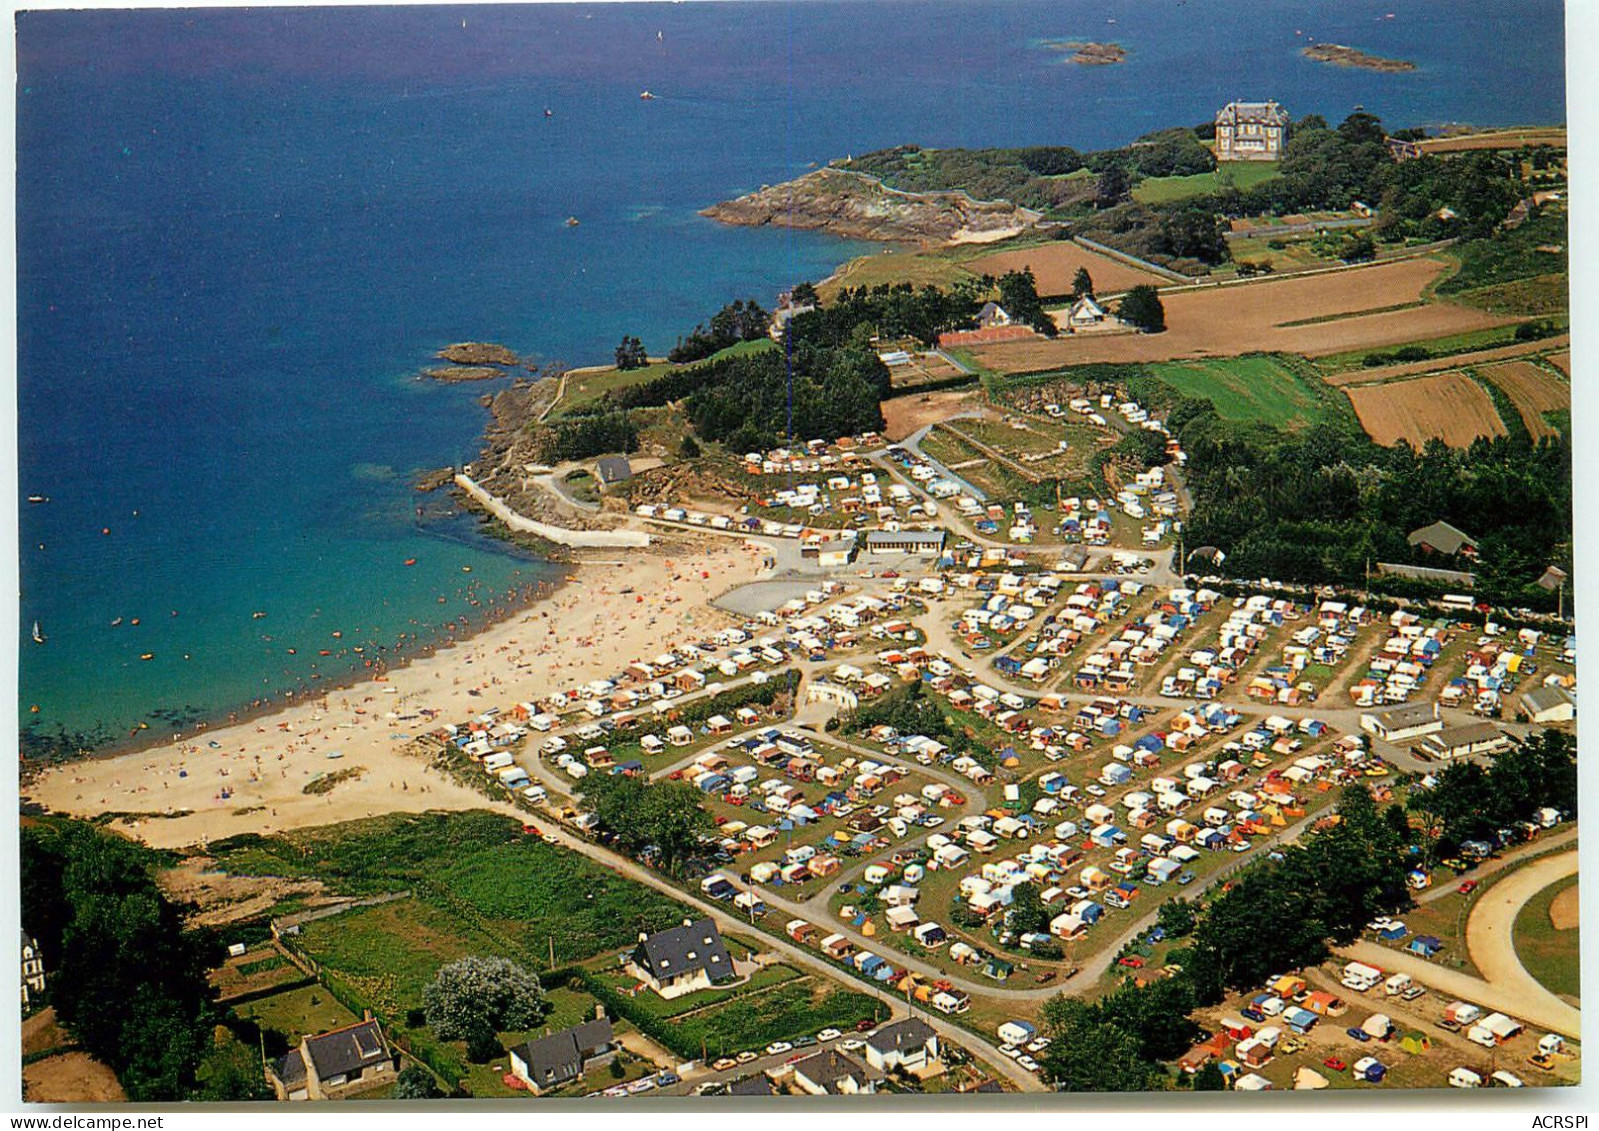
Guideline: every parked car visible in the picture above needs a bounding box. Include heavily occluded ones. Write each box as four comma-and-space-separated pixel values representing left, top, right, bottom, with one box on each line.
765, 1042, 793, 1056
817, 1028, 842, 1042
1458, 880, 1479, 895
1324, 1057, 1347, 1072
1117, 956, 1145, 969
735, 1051, 758, 1064
712, 1057, 737, 1072
1346, 1027, 1371, 1043
1240, 1006, 1267, 1024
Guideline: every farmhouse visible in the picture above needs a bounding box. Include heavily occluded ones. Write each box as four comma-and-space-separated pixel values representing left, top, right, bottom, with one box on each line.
1066, 296, 1110, 329
509, 1016, 617, 1094
1360, 702, 1441, 743
267, 1016, 397, 1101
628, 917, 734, 999
1407, 520, 1479, 559
1215, 100, 1289, 161
1417, 722, 1512, 762
1521, 685, 1575, 724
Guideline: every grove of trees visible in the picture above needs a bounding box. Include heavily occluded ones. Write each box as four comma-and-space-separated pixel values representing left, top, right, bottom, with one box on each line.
422, 956, 551, 1048
577, 773, 717, 876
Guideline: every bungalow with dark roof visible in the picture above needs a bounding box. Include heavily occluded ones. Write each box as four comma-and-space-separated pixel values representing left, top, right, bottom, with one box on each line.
267, 1015, 397, 1101
509, 1015, 616, 1094
790, 1049, 879, 1095
627, 917, 734, 999
863, 1017, 940, 1073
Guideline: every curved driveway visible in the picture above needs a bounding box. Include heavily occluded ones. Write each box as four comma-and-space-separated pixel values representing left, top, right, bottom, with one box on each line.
1341, 849, 1579, 1039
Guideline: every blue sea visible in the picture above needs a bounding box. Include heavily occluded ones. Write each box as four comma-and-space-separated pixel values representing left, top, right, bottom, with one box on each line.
16, 0, 1566, 745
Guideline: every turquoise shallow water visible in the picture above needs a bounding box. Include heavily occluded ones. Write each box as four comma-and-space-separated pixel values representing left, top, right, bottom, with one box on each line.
15, 1, 1565, 746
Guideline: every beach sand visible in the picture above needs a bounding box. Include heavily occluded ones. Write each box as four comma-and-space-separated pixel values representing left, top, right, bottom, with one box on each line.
25, 539, 768, 850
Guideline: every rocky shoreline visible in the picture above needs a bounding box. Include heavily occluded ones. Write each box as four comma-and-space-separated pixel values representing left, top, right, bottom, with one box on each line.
700, 166, 1042, 246
1302, 43, 1416, 72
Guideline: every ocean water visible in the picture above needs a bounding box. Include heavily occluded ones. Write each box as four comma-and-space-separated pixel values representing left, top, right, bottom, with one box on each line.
16, 0, 1565, 744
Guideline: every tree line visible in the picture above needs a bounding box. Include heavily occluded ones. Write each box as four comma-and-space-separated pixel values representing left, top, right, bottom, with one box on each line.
20, 819, 267, 1101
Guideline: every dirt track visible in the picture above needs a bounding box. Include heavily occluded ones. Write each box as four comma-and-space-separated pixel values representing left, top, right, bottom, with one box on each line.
967, 258, 1512, 371
1343, 849, 1581, 1039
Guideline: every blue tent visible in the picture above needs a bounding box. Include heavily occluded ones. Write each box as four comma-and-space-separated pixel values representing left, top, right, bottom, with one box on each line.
1407, 935, 1443, 958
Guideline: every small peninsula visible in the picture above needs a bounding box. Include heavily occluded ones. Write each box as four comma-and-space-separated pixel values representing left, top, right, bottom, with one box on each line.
1302, 43, 1416, 72
701, 166, 1041, 246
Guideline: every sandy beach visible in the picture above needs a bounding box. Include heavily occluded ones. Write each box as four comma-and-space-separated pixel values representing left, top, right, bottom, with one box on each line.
25, 538, 769, 850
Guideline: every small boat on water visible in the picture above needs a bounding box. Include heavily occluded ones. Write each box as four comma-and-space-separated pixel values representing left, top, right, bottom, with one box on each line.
111, 617, 123, 627
139, 652, 154, 661
404, 558, 417, 566
252, 611, 267, 619
640, 90, 656, 100
31, 622, 44, 644
26, 495, 48, 504
565, 216, 580, 227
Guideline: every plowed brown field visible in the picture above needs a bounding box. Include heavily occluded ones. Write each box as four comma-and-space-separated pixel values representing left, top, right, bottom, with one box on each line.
1346, 373, 1508, 448
1548, 351, 1571, 376
1479, 361, 1569, 439
965, 258, 1512, 372
963, 241, 1168, 296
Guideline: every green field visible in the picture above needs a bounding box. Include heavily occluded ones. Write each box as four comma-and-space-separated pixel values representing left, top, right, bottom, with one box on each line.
1514, 874, 1580, 1000
1131, 161, 1281, 205
1313, 318, 1570, 375
557, 338, 777, 415
662, 976, 885, 1060
1143, 355, 1329, 428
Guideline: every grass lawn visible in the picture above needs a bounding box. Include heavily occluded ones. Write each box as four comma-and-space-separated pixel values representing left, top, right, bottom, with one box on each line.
1514, 874, 1580, 1000
556, 338, 776, 416
1143, 355, 1329, 429
1131, 162, 1281, 205
237, 984, 362, 1044
562, 470, 601, 506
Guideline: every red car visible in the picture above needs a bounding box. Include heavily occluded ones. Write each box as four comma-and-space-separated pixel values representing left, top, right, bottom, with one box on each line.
1458, 880, 1479, 895
1323, 1057, 1347, 1072
1117, 956, 1145, 969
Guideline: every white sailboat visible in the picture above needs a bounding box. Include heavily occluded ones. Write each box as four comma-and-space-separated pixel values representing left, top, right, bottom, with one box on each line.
32, 621, 44, 644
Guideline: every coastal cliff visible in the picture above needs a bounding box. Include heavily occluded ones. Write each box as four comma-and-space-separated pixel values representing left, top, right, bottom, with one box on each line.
700, 167, 1042, 246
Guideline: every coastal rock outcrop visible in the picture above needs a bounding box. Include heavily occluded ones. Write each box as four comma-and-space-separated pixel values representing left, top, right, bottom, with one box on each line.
701, 167, 1042, 246
1302, 43, 1416, 72
437, 341, 522, 366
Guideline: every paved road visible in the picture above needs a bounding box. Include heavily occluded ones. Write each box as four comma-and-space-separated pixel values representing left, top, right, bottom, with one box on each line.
1415, 827, 1578, 905
526, 820, 1047, 1092
1341, 849, 1580, 1043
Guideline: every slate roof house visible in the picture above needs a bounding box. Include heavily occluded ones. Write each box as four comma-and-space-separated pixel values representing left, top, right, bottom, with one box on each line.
862, 1017, 940, 1073
628, 917, 734, 999
509, 1015, 617, 1094
727, 1073, 775, 1096
596, 456, 634, 487
1215, 101, 1289, 161
790, 1049, 880, 1095
267, 1015, 397, 1101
